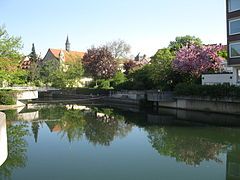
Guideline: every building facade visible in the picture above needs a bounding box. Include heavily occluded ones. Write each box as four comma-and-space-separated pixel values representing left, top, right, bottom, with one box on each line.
42, 36, 85, 64
227, 0, 240, 84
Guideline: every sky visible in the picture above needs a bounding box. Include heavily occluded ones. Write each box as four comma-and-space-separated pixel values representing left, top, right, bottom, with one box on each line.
0, 0, 227, 57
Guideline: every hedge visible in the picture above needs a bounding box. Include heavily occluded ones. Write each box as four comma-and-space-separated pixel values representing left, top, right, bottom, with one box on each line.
0, 90, 17, 105
174, 83, 240, 99
74, 88, 112, 95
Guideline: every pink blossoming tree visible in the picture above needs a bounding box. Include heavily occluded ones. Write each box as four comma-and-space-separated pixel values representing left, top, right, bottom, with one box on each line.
172, 44, 225, 78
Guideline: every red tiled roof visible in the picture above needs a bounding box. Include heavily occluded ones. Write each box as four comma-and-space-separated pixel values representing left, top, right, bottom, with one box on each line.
49, 49, 85, 63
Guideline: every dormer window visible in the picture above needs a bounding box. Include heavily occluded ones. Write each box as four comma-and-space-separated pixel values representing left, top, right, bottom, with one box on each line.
229, 0, 240, 12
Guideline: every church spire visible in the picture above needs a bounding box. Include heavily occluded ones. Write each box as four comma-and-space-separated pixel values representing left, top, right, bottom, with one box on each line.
65, 35, 70, 52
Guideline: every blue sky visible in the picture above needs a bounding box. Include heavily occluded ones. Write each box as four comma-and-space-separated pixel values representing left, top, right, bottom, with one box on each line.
0, 0, 226, 57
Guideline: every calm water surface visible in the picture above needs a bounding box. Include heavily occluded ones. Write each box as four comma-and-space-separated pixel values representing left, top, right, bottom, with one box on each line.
0, 103, 240, 180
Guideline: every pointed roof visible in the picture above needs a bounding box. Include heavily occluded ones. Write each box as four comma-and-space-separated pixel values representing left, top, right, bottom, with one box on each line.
48, 48, 85, 62
66, 36, 70, 44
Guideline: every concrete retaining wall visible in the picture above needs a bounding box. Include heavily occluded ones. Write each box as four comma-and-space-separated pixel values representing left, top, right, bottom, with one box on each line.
17, 90, 38, 100
0, 112, 7, 166
158, 97, 240, 115
110, 90, 146, 100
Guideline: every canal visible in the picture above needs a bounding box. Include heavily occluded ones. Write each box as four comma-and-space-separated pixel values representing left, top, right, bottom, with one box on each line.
0, 103, 240, 180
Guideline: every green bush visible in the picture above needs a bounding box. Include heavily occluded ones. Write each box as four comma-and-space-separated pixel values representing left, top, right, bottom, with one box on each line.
174, 83, 240, 99
0, 90, 17, 105
96, 79, 112, 89
74, 88, 112, 95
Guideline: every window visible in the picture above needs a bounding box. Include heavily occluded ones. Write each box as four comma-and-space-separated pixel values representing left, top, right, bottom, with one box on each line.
229, 0, 240, 12
229, 42, 240, 58
229, 18, 240, 35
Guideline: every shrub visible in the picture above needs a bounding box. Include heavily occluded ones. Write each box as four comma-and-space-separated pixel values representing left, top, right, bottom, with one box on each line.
174, 83, 240, 99
75, 88, 111, 95
0, 90, 17, 105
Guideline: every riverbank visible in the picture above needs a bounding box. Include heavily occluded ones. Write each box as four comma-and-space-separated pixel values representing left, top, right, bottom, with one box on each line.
107, 90, 240, 115
35, 89, 240, 115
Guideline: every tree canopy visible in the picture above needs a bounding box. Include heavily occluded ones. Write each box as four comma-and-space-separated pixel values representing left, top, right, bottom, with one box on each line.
173, 44, 224, 78
82, 46, 118, 79
168, 35, 202, 53
0, 25, 22, 60
105, 39, 131, 60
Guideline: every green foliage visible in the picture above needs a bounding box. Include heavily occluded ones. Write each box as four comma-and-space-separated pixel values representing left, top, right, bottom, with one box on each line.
174, 83, 240, 99
29, 43, 38, 63
149, 48, 176, 90
111, 71, 127, 87
117, 48, 178, 90
0, 26, 28, 86
218, 49, 228, 59
151, 48, 175, 63
117, 65, 155, 90
168, 35, 202, 52
38, 59, 84, 88
0, 25, 22, 60
39, 59, 60, 86
64, 61, 84, 87
0, 90, 17, 105
75, 88, 111, 95
96, 79, 112, 89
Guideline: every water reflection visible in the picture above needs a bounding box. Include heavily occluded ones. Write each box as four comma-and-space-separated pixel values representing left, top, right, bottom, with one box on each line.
1, 104, 240, 179
0, 113, 7, 167
0, 121, 28, 179
146, 126, 228, 166
24, 105, 133, 145
227, 145, 240, 180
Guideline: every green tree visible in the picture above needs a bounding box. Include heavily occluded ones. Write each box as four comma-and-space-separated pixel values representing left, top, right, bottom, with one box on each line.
39, 59, 84, 88
151, 48, 175, 63
29, 43, 38, 63
64, 60, 84, 87
27, 43, 41, 83
168, 35, 202, 52
125, 65, 155, 90
149, 48, 177, 90
0, 25, 28, 86
39, 60, 60, 86
111, 71, 127, 88
0, 25, 22, 60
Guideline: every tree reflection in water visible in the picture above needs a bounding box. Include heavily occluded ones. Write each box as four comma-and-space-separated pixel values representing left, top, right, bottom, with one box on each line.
38, 105, 132, 145
145, 126, 232, 166
4, 102, 240, 177
0, 123, 28, 179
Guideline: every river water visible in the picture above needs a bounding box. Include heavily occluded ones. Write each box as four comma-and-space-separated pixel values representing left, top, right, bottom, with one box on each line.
0, 103, 240, 180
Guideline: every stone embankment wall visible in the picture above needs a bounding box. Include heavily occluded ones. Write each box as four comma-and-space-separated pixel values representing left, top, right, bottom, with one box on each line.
108, 90, 240, 114
157, 97, 240, 115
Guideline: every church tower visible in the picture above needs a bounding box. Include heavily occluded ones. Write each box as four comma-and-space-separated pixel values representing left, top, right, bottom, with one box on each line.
65, 36, 70, 52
